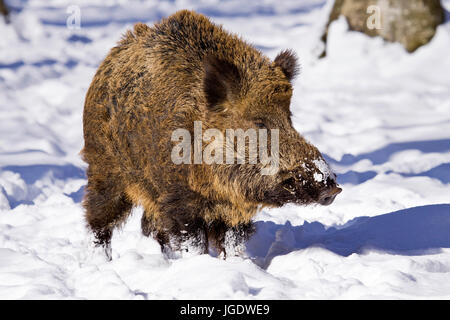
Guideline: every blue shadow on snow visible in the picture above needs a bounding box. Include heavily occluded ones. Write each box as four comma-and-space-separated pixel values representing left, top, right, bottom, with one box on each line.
246, 204, 450, 268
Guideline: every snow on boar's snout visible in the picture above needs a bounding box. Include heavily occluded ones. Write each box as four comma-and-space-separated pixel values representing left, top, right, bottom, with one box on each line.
263, 155, 341, 207
281, 173, 341, 205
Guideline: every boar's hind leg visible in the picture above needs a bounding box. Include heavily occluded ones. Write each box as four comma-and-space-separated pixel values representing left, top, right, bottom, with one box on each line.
84, 181, 132, 255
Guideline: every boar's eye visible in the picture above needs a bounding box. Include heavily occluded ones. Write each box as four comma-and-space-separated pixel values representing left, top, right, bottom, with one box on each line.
254, 119, 267, 129
282, 177, 296, 194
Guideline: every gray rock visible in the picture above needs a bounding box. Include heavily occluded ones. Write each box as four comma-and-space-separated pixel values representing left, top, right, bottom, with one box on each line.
320, 0, 445, 56
0, 0, 10, 23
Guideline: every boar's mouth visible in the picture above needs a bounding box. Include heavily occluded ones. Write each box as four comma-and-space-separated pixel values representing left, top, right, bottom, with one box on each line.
262, 175, 341, 207
262, 176, 310, 206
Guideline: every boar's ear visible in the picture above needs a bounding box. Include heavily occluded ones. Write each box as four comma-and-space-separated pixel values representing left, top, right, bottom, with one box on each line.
203, 55, 241, 112
274, 49, 299, 82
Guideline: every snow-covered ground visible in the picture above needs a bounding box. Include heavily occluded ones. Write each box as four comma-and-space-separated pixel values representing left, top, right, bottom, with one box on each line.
1, 0, 450, 299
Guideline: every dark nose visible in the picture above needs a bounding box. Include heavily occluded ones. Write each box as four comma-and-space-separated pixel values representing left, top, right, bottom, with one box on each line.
318, 186, 342, 206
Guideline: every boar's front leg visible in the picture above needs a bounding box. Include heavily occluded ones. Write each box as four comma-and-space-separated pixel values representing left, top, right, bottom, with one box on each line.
141, 212, 177, 252
207, 220, 255, 258
143, 187, 212, 254
140, 188, 256, 257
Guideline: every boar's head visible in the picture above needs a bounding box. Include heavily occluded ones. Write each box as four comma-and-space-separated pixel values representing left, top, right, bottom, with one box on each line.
201, 50, 341, 207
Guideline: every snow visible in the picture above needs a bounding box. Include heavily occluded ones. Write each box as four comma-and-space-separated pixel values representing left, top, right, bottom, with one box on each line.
312, 158, 332, 182
1, 0, 450, 299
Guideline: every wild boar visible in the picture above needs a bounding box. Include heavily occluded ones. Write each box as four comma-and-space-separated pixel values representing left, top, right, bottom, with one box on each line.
82, 10, 341, 258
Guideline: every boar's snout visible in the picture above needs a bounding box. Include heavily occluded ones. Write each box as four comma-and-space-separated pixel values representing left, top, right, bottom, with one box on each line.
276, 166, 341, 206
318, 185, 342, 206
